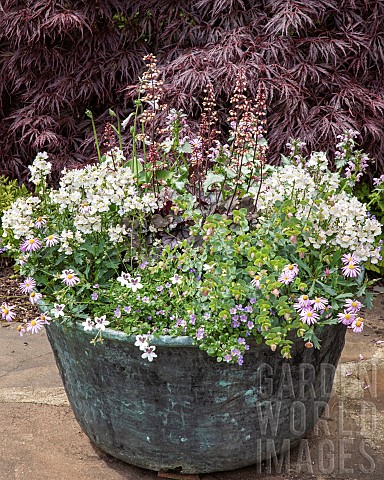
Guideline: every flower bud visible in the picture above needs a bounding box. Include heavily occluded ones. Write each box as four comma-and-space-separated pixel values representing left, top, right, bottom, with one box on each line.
270, 344, 277, 352
305, 341, 313, 349
289, 235, 297, 244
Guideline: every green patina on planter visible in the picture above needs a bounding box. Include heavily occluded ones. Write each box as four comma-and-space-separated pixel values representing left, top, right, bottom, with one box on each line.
46, 321, 346, 474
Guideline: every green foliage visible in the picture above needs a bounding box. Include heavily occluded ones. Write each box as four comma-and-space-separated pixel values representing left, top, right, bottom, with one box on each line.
0, 176, 29, 217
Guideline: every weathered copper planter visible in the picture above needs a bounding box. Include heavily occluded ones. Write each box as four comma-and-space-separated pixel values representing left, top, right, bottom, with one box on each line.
46, 321, 346, 474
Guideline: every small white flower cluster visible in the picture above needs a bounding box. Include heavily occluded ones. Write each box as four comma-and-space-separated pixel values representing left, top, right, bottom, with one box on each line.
134, 334, 157, 362
82, 315, 110, 332
1, 196, 41, 240
49, 152, 157, 240
28, 152, 52, 185
250, 159, 382, 263
2, 149, 159, 259
117, 272, 143, 292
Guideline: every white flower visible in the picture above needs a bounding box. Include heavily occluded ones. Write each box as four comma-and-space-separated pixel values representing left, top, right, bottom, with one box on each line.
170, 274, 182, 285
127, 276, 143, 292
141, 345, 157, 362
94, 316, 110, 331
52, 303, 65, 318
28, 153, 52, 185
117, 272, 132, 287
135, 334, 149, 351
82, 318, 94, 331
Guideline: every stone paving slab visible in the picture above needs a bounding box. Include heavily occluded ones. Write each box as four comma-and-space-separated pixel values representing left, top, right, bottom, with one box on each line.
1, 296, 384, 480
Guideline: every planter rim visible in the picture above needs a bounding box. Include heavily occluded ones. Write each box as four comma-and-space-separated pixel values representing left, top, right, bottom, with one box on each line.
78, 322, 195, 347
39, 302, 195, 347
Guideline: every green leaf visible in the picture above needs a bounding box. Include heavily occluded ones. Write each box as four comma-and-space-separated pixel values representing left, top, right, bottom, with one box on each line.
334, 293, 353, 300
156, 170, 173, 181
365, 292, 374, 309
315, 280, 337, 297
203, 173, 225, 193
127, 159, 143, 177
292, 256, 311, 276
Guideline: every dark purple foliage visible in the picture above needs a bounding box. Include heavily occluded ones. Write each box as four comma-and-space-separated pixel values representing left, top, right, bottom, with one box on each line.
1, 0, 384, 180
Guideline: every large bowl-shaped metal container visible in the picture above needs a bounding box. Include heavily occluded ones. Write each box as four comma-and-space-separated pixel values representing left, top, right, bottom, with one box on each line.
46, 321, 346, 473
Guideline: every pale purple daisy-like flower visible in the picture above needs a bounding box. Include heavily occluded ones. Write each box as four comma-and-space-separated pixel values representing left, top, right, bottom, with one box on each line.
294, 295, 312, 311
282, 264, 299, 276
344, 299, 362, 313
124, 306, 132, 314
26, 318, 45, 334
82, 318, 94, 331
278, 271, 296, 285
156, 285, 164, 292
51, 303, 65, 318
141, 345, 157, 362
337, 311, 356, 325
300, 308, 320, 325
29, 291, 43, 305
341, 253, 359, 265
91, 292, 99, 301
247, 320, 254, 330
224, 354, 232, 363
45, 234, 59, 247
20, 238, 42, 253
19, 276, 36, 294
351, 317, 364, 333
1, 303, 17, 322
39, 313, 51, 324
342, 262, 361, 278
60, 269, 80, 287
312, 297, 328, 312
35, 216, 47, 229
94, 315, 110, 331
114, 307, 122, 318
17, 324, 27, 337
189, 314, 196, 325
251, 275, 261, 288
135, 334, 149, 351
